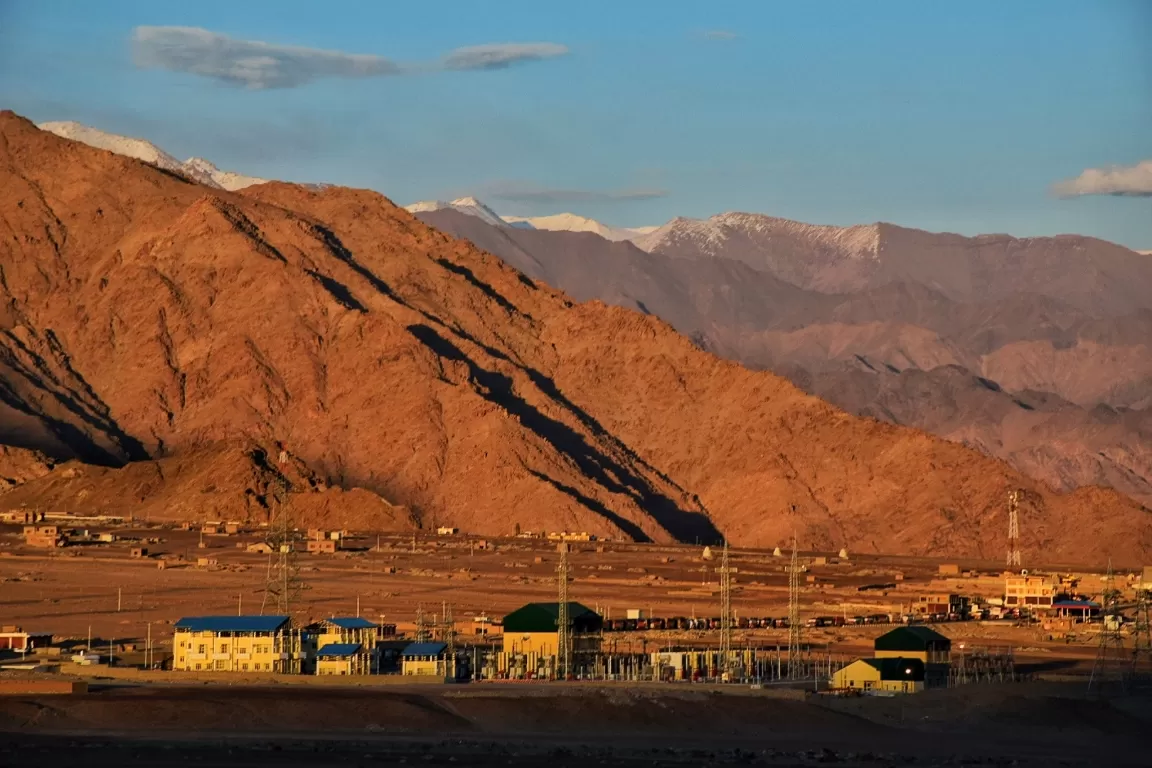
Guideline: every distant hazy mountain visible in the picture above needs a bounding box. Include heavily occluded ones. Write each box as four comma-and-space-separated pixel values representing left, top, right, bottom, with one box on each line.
418, 207, 1152, 507
37, 121, 268, 191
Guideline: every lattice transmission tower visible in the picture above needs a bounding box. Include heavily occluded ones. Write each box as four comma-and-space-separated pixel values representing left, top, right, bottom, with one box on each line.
1006, 489, 1022, 568
1131, 572, 1152, 683
787, 537, 804, 679
556, 543, 572, 679
718, 539, 734, 677
1089, 559, 1125, 693
260, 456, 302, 616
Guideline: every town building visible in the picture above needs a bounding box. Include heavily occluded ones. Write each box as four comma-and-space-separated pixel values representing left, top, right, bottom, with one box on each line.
23, 525, 64, 548
307, 539, 338, 554
1004, 574, 1057, 609
0, 626, 52, 652
401, 641, 449, 677
913, 593, 970, 617
832, 657, 926, 694
172, 616, 307, 673
1049, 598, 1100, 621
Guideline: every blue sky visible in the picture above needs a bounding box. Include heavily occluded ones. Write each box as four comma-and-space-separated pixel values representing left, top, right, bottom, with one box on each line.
1, 0, 1150, 247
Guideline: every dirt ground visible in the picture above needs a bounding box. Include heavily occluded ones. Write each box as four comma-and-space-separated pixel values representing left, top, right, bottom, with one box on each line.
1, 682, 1150, 767
0, 520, 1130, 674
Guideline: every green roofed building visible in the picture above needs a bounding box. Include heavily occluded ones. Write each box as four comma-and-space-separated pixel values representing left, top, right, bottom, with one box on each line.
501, 602, 603, 660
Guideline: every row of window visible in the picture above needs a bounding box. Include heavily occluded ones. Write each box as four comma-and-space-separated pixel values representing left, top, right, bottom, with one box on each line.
180, 642, 275, 654
179, 658, 275, 671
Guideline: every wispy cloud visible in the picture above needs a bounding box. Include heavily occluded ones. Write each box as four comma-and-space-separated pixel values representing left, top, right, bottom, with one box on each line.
132, 26, 401, 89
481, 180, 667, 204
702, 30, 739, 41
131, 27, 569, 87
1052, 160, 1152, 198
442, 43, 569, 71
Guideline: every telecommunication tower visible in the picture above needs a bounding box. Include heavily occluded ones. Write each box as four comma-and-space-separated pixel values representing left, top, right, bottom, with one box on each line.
1007, 489, 1022, 568
556, 543, 572, 679
260, 455, 301, 615
718, 539, 734, 677
787, 537, 804, 679
1089, 559, 1125, 692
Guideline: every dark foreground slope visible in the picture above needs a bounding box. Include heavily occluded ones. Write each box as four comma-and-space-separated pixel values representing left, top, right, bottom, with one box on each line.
1, 683, 1150, 767
0, 110, 1148, 560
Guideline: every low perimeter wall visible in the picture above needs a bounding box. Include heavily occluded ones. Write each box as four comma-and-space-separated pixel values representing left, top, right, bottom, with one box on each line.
0, 680, 88, 695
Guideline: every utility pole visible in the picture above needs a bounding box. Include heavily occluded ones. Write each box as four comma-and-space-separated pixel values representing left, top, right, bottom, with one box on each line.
117, 587, 122, 613
1007, 490, 1022, 568
718, 539, 734, 679
787, 536, 804, 680
556, 543, 572, 680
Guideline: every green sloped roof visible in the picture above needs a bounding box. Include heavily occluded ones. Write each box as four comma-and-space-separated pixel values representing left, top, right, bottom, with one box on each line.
874, 625, 951, 652
501, 602, 602, 633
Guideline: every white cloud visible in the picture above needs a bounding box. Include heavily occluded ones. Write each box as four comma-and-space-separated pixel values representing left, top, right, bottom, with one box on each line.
132, 26, 401, 89
1052, 160, 1152, 198
442, 43, 569, 71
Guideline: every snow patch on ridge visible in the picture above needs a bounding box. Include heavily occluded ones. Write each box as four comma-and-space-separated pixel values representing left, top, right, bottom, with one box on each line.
635, 211, 881, 259
37, 121, 269, 190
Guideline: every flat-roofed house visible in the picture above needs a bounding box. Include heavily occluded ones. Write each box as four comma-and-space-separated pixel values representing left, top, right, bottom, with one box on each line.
315, 643, 372, 675
173, 616, 305, 673
401, 641, 448, 677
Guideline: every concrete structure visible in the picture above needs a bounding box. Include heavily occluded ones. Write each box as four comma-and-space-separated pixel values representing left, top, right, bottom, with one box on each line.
436, 526, 459, 536
246, 542, 273, 554
173, 616, 306, 673
130, 547, 148, 558
401, 641, 448, 677
832, 657, 926, 694
1004, 574, 1057, 609
0, 627, 52, 652
307, 539, 337, 554
938, 563, 960, 575
500, 602, 603, 657
1050, 599, 1100, 621
913, 593, 969, 617
224, 522, 241, 534
23, 525, 64, 548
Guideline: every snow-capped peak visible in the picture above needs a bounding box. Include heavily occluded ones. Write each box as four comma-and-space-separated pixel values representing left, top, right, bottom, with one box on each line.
501, 212, 656, 242
37, 121, 268, 191
404, 197, 508, 228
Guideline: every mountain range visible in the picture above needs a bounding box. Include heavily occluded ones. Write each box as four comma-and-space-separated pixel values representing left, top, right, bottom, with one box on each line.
1, 110, 1148, 563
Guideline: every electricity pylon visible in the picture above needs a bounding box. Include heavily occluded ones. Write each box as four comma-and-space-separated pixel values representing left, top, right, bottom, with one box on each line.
1007, 489, 1022, 568
260, 471, 301, 616
718, 539, 734, 678
787, 536, 804, 679
1089, 559, 1125, 693
556, 543, 572, 679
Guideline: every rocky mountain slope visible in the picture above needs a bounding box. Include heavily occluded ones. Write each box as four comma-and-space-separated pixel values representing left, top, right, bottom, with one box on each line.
418, 209, 1152, 508
1, 110, 1148, 562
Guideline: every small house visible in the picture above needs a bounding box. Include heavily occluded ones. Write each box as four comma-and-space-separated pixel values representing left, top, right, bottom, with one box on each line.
246, 542, 273, 554
307, 539, 337, 554
401, 641, 448, 677
832, 657, 926, 694
315, 643, 372, 675
130, 547, 148, 558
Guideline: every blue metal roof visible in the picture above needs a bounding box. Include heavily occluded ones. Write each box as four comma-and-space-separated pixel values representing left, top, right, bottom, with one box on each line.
402, 641, 447, 657
175, 616, 290, 633
1052, 600, 1100, 608
316, 643, 363, 657
324, 617, 378, 629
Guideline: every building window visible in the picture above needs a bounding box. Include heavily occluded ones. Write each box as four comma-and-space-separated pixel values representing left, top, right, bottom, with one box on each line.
242, 663, 248, 671
198, 644, 206, 654
221, 644, 228, 653
195, 663, 201, 670
215, 660, 225, 670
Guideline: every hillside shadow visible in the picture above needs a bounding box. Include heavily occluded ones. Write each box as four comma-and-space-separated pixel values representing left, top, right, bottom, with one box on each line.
407, 323, 722, 544
434, 258, 526, 317
305, 269, 366, 313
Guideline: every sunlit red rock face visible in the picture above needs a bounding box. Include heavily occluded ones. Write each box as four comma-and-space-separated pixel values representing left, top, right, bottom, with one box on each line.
1, 110, 1148, 563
